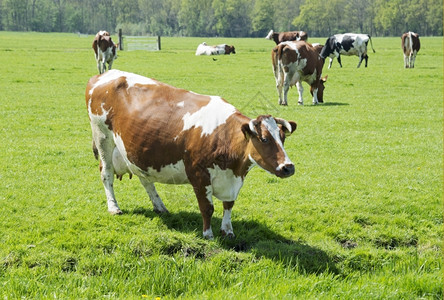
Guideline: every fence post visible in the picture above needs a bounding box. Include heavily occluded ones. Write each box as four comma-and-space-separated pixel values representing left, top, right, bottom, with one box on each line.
157, 36, 161, 51
118, 29, 123, 50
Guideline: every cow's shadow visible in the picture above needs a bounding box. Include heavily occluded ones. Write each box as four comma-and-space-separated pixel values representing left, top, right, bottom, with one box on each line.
128, 208, 339, 275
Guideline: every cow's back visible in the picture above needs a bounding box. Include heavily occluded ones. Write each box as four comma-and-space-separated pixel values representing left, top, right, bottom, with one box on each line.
86, 70, 239, 171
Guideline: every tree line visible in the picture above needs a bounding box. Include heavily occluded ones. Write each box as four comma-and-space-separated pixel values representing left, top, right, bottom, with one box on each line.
0, 0, 442, 37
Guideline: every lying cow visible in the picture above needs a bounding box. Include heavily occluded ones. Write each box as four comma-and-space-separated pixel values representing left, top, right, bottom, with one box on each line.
195, 42, 236, 55
401, 31, 420, 68
86, 70, 297, 239
265, 29, 308, 44
272, 41, 327, 105
92, 31, 118, 74
320, 33, 375, 68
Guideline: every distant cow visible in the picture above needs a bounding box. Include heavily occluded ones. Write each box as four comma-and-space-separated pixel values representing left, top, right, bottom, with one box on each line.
401, 32, 420, 68
265, 30, 308, 44
195, 42, 236, 56
272, 41, 327, 105
86, 70, 297, 239
92, 31, 118, 74
320, 33, 375, 68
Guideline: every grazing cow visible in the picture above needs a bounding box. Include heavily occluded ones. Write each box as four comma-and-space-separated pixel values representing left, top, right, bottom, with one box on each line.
265, 30, 308, 44
92, 31, 118, 74
195, 42, 236, 56
401, 32, 420, 68
320, 33, 375, 68
272, 41, 327, 105
86, 70, 297, 239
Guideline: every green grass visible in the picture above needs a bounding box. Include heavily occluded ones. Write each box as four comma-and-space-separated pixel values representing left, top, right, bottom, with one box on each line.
0, 31, 442, 299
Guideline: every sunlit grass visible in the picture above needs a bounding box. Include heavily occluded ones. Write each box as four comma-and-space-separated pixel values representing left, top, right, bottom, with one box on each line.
0, 32, 442, 298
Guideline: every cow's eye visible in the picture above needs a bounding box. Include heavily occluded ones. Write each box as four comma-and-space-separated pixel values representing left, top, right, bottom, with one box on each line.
260, 137, 269, 143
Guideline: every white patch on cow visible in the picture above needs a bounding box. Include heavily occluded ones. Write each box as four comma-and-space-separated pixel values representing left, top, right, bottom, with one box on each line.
113, 133, 189, 184
125, 72, 157, 89
181, 96, 236, 136
89, 70, 157, 96
177, 101, 185, 108
205, 185, 214, 205
207, 165, 244, 202
112, 147, 130, 176
203, 227, 214, 239
145, 161, 189, 184
261, 117, 293, 170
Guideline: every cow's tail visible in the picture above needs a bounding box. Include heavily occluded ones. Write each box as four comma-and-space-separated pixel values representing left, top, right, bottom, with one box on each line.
408, 32, 414, 51
274, 43, 287, 75
368, 35, 375, 53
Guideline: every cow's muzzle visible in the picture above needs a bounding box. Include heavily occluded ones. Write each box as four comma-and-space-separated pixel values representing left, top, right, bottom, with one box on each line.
276, 163, 295, 178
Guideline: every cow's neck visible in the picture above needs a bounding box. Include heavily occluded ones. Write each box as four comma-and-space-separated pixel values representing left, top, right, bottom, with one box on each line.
213, 113, 255, 178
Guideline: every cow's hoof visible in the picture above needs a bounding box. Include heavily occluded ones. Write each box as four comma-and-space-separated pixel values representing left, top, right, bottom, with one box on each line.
221, 230, 235, 239
109, 209, 123, 215
298, 102, 304, 105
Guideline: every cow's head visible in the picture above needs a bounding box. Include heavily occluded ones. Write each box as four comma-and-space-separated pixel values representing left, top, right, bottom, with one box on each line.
242, 115, 297, 178
310, 75, 328, 103
225, 45, 236, 54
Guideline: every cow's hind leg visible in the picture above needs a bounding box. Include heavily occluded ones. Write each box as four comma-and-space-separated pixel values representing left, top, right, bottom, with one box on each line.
337, 55, 343, 68
138, 177, 169, 214
92, 130, 122, 214
296, 81, 304, 105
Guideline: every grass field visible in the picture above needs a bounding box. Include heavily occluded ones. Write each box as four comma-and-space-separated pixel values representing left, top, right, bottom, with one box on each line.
0, 31, 442, 299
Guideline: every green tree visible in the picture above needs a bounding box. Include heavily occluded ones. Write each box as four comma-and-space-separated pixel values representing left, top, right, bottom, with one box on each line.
178, 0, 215, 36
213, 0, 252, 37
252, 0, 275, 37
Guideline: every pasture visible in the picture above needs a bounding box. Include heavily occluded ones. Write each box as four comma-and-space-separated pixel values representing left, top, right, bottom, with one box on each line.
0, 32, 442, 299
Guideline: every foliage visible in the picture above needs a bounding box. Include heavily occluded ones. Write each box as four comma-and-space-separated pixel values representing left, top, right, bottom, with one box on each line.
0, 0, 442, 36
0, 32, 442, 298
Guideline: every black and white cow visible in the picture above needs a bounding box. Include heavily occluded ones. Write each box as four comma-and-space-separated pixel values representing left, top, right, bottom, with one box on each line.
320, 33, 375, 68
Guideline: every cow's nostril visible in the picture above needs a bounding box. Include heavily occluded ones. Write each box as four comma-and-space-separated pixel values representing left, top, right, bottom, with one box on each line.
282, 164, 295, 176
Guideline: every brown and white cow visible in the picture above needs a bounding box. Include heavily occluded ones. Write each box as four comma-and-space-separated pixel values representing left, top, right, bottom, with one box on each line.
265, 30, 308, 44
401, 32, 420, 68
195, 42, 236, 56
86, 70, 297, 239
92, 31, 118, 74
272, 41, 327, 105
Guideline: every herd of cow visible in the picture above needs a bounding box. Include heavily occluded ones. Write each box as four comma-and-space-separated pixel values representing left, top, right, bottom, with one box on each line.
87, 29, 420, 239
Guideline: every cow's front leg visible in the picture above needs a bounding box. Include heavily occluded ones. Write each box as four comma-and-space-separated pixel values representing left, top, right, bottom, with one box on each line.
221, 201, 235, 238
138, 177, 169, 214
296, 81, 304, 105
190, 177, 215, 239
311, 86, 319, 105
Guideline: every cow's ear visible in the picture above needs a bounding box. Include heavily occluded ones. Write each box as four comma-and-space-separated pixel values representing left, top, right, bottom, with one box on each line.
241, 123, 253, 140
322, 75, 328, 82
